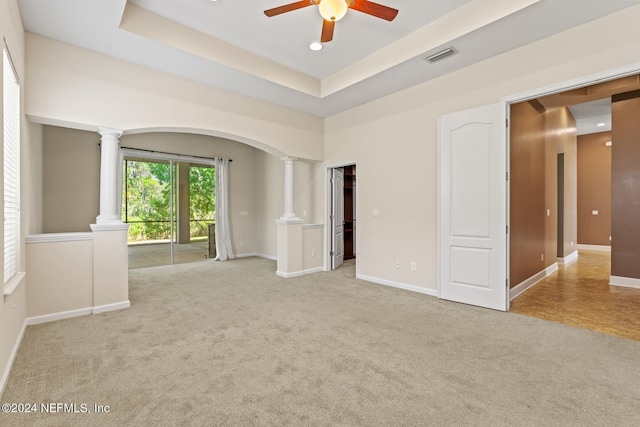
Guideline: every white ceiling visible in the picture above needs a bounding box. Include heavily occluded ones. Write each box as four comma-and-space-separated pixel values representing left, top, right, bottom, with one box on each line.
570, 99, 612, 136
17, 0, 640, 118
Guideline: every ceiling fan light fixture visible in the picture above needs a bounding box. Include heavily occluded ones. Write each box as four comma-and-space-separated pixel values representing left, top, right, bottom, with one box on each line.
318, 0, 348, 22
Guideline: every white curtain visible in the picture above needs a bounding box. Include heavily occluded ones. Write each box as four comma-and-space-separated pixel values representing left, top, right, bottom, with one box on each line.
214, 158, 234, 261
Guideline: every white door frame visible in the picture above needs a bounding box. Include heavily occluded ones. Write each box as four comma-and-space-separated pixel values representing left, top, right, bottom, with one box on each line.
438, 60, 640, 308
324, 161, 358, 273
503, 61, 640, 105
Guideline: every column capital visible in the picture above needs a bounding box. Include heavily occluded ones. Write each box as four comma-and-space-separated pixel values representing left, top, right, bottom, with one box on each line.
98, 127, 123, 138
281, 156, 298, 162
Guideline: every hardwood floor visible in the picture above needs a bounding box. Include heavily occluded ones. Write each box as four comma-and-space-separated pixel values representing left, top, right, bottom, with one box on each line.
510, 250, 640, 341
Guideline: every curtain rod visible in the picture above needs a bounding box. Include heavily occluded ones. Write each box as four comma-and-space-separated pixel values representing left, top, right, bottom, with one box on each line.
118, 146, 232, 162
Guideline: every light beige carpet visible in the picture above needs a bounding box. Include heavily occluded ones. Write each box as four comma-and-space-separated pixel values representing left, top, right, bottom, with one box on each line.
2, 257, 640, 426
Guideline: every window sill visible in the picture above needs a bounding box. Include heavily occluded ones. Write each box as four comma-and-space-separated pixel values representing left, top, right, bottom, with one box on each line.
4, 271, 26, 297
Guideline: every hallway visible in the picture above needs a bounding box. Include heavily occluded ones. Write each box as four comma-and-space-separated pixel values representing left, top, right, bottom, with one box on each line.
511, 250, 640, 341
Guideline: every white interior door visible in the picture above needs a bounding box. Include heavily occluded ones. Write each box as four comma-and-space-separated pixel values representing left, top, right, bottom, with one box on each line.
331, 168, 345, 270
438, 103, 508, 311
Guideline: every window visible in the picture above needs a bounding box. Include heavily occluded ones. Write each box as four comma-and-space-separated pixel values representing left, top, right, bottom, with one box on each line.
121, 159, 215, 243
3, 46, 21, 287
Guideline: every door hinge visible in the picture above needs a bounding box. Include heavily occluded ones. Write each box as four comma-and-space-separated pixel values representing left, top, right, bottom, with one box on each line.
330, 214, 333, 220
506, 279, 509, 288
506, 225, 509, 234
506, 171, 509, 180
506, 118, 509, 128
330, 251, 334, 256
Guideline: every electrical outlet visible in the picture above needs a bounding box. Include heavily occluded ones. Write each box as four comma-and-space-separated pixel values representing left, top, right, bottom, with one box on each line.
395, 261, 400, 269
541, 254, 544, 262
240, 240, 244, 246
410, 262, 416, 271
312, 249, 316, 257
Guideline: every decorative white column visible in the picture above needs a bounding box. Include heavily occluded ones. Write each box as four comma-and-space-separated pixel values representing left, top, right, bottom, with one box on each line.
276, 156, 303, 278
96, 127, 123, 225
91, 127, 130, 314
280, 156, 301, 221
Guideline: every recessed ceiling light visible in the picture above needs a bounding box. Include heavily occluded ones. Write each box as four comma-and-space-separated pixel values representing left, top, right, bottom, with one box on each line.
596, 122, 606, 127
309, 42, 323, 51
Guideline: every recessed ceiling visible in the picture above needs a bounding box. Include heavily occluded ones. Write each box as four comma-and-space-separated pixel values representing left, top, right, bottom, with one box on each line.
570, 99, 612, 136
17, 0, 640, 117
129, 0, 470, 79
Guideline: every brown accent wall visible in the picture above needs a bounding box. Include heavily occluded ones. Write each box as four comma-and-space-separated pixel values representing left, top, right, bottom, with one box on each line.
510, 103, 576, 288
43, 126, 101, 232
577, 132, 612, 246
548, 108, 578, 258
510, 102, 546, 287
611, 91, 640, 279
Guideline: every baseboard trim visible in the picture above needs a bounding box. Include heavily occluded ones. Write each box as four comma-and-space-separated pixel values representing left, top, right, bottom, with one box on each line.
510, 262, 558, 301
93, 300, 131, 314
610, 276, 640, 289
0, 319, 27, 398
25, 301, 131, 326
234, 252, 253, 258
577, 244, 611, 252
276, 270, 304, 278
357, 274, 438, 297
276, 266, 322, 278
557, 250, 579, 265
26, 307, 93, 326
303, 267, 323, 275
238, 252, 277, 261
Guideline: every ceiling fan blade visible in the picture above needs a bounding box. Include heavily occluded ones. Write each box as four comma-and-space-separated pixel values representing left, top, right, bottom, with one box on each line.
264, 1, 312, 17
350, 0, 398, 21
320, 19, 335, 43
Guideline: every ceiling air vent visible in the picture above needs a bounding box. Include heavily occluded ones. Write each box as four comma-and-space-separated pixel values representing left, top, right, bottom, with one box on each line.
425, 47, 456, 63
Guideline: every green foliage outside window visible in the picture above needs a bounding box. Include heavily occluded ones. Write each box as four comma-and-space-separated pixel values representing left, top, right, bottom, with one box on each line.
122, 160, 215, 243
189, 166, 216, 238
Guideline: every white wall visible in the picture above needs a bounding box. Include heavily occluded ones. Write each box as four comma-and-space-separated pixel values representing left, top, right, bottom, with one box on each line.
324, 4, 640, 292
254, 150, 283, 259
25, 34, 324, 162
1, 0, 41, 396
26, 237, 93, 318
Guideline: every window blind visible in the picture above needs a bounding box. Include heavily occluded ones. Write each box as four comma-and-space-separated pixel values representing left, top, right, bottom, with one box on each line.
3, 47, 20, 284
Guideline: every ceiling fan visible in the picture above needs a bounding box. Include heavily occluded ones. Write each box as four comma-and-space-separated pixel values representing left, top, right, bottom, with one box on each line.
264, 0, 399, 43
